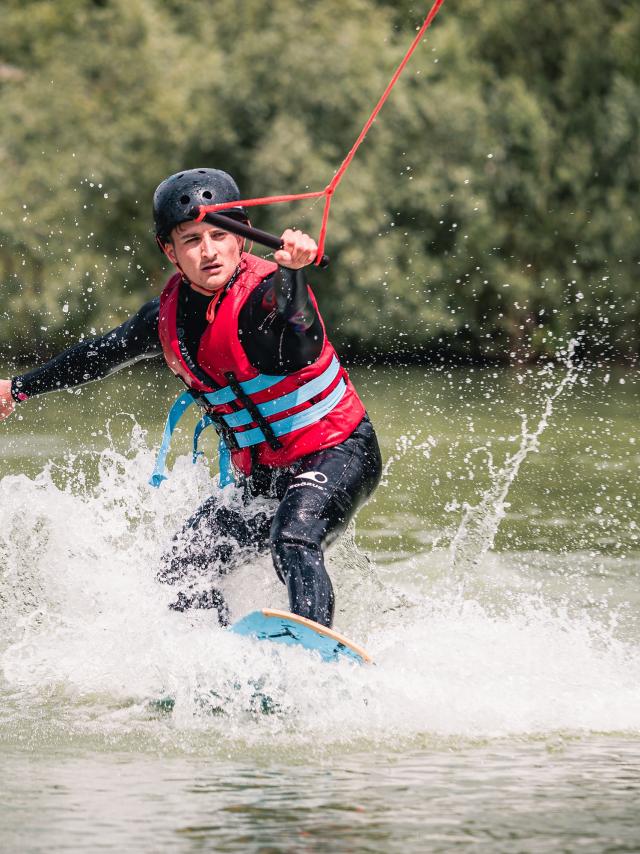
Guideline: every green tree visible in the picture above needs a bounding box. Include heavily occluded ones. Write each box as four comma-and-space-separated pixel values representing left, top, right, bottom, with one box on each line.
0, 0, 638, 364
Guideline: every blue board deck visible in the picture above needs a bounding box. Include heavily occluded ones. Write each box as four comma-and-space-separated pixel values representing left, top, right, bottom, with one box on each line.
230, 608, 372, 664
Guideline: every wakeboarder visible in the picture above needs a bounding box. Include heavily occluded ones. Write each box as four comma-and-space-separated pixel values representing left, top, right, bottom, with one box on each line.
0, 169, 382, 628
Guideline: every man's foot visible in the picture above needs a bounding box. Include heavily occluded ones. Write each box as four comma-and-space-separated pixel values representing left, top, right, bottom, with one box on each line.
169, 588, 230, 626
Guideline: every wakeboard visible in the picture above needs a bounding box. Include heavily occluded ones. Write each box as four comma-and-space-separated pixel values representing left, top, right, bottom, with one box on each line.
230, 608, 372, 664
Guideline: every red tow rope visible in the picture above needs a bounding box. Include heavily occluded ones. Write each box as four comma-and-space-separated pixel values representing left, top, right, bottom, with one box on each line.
196, 0, 447, 263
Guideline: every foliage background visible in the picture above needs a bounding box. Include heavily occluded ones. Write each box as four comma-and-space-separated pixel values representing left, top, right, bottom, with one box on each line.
0, 0, 638, 364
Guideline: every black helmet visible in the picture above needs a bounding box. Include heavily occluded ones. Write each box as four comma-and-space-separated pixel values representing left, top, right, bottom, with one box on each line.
153, 168, 247, 243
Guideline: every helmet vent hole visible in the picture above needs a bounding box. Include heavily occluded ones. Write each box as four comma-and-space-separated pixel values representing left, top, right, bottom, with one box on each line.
198, 170, 206, 174
202, 191, 212, 199
177, 173, 184, 179
180, 194, 190, 205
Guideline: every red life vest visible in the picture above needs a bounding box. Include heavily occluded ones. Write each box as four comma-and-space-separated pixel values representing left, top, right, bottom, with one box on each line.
157, 253, 365, 476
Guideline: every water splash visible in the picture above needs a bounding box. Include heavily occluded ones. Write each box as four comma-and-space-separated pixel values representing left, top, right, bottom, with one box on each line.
450, 340, 583, 575
379, 430, 437, 488
2, 357, 640, 746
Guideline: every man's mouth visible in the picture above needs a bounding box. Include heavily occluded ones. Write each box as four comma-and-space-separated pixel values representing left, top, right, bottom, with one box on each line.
201, 263, 222, 274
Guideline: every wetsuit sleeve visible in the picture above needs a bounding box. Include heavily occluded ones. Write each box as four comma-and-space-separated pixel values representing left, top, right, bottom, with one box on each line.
11, 298, 162, 400
238, 267, 324, 374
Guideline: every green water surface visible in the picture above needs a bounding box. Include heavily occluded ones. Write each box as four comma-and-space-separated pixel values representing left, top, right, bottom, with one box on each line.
1, 360, 638, 853
1, 360, 637, 559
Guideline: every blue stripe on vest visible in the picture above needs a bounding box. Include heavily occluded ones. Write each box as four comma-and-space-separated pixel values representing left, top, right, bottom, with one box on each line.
202, 371, 285, 407
231, 378, 347, 448
222, 356, 340, 429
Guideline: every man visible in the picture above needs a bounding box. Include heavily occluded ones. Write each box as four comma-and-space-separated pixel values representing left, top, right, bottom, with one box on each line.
0, 168, 382, 628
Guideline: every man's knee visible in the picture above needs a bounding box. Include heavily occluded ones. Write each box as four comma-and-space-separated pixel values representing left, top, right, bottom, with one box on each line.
157, 539, 225, 585
269, 515, 322, 579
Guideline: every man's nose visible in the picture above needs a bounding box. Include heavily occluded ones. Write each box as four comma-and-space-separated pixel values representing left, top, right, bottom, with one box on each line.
201, 232, 218, 257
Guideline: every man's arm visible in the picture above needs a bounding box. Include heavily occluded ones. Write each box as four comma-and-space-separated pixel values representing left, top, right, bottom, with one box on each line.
0, 298, 161, 418
239, 230, 325, 374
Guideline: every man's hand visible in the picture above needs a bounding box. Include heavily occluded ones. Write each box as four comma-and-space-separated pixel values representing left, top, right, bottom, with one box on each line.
0, 379, 15, 421
274, 229, 318, 270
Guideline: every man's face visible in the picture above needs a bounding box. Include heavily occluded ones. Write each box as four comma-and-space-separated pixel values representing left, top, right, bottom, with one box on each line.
163, 221, 243, 294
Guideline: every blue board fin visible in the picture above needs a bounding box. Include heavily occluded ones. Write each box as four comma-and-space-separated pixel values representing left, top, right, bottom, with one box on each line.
230, 608, 372, 665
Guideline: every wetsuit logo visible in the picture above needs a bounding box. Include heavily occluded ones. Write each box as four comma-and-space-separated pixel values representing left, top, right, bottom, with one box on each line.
295, 471, 328, 484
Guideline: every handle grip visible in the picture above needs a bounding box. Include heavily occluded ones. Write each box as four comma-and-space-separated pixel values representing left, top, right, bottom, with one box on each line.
195, 209, 330, 269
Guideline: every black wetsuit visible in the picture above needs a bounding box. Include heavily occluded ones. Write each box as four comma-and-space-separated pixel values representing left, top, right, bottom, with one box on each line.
12, 267, 382, 627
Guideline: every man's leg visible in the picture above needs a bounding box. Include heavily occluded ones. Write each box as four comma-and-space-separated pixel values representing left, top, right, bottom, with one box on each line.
158, 491, 272, 625
269, 417, 382, 627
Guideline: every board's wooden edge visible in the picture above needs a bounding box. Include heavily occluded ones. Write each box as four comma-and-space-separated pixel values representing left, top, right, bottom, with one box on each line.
262, 608, 373, 664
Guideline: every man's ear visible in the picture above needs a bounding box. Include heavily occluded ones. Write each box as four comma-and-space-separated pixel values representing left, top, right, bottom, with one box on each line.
162, 239, 178, 266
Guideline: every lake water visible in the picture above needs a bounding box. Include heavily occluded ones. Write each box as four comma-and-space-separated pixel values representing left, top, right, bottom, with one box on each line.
0, 358, 638, 852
